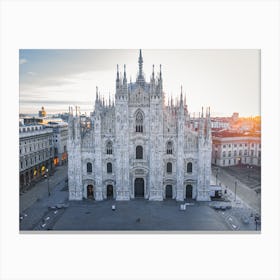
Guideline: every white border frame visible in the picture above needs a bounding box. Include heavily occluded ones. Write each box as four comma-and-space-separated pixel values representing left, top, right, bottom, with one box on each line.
1, 1, 279, 280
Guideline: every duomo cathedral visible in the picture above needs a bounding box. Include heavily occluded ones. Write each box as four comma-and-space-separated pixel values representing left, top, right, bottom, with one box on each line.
68, 50, 212, 201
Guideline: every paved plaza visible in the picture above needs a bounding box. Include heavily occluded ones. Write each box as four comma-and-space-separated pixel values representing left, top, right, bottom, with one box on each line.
212, 165, 261, 213
19, 165, 261, 232
52, 199, 231, 231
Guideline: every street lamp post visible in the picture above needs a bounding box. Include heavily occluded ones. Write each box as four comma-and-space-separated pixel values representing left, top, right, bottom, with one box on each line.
234, 181, 237, 201
44, 168, 50, 196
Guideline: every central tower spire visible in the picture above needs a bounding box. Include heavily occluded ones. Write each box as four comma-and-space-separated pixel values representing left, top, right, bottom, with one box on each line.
138, 49, 143, 77
137, 49, 145, 86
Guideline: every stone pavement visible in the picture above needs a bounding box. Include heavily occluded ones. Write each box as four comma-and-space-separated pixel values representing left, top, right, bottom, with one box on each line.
20, 164, 260, 232
210, 166, 261, 231
20, 165, 68, 230
211, 166, 261, 213
52, 199, 232, 231
20, 165, 68, 213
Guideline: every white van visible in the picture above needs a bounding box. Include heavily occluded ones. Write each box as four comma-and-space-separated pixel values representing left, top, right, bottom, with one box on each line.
210, 185, 222, 198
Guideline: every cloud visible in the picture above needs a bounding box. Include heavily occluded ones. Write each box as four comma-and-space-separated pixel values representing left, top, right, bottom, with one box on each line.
27, 71, 36, 76
19, 58, 28, 65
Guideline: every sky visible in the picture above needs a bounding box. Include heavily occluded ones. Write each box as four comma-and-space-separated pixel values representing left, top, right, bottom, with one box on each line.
19, 49, 260, 117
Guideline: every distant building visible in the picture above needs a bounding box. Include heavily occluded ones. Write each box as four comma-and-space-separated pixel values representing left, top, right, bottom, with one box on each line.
43, 122, 68, 166
212, 131, 261, 167
53, 112, 70, 122
231, 112, 239, 122
22, 116, 44, 125
19, 125, 54, 190
211, 117, 230, 129
39, 106, 46, 117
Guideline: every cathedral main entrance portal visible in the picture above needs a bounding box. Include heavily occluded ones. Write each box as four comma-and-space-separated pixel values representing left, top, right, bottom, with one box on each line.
107, 185, 113, 199
134, 178, 144, 198
87, 185, 94, 199
186, 184, 193, 199
165, 185, 172, 199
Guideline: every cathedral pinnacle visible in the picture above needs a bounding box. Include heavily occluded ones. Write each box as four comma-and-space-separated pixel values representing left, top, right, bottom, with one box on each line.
116, 64, 120, 81
137, 49, 145, 85
138, 49, 143, 74
123, 64, 127, 82
180, 86, 183, 107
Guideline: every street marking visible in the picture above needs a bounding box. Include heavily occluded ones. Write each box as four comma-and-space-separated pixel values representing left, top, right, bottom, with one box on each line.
232, 224, 237, 229
45, 217, 50, 220
228, 217, 232, 221
42, 223, 46, 227
54, 211, 58, 214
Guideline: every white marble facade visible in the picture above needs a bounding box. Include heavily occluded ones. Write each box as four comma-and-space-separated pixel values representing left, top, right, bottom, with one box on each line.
68, 50, 212, 201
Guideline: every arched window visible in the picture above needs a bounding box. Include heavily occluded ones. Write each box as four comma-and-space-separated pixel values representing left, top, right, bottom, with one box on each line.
136, 145, 143, 159
87, 162, 92, 173
107, 162, 112, 173
106, 141, 113, 154
187, 162, 192, 173
167, 162, 172, 173
135, 111, 144, 133
166, 141, 173, 154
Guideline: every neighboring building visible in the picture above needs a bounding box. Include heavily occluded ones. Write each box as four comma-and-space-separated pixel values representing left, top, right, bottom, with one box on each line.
212, 131, 261, 167
22, 116, 44, 125
19, 125, 54, 190
39, 106, 47, 117
231, 112, 239, 122
44, 122, 68, 166
53, 112, 70, 122
211, 117, 230, 129
68, 50, 212, 202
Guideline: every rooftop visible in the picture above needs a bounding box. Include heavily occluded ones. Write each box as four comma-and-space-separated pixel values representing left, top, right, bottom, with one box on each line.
212, 130, 261, 138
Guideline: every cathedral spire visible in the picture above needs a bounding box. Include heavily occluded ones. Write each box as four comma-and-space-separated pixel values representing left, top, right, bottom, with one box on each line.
116, 64, 119, 81
116, 64, 121, 91
123, 64, 127, 83
138, 49, 143, 77
137, 49, 145, 86
96, 86, 99, 101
